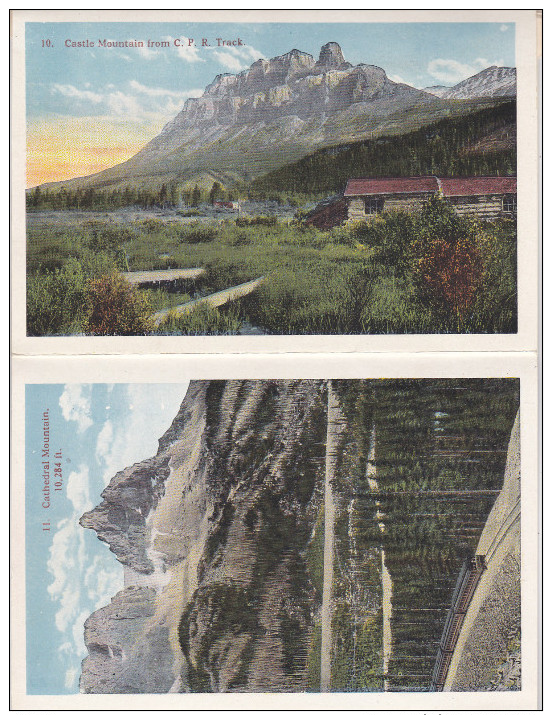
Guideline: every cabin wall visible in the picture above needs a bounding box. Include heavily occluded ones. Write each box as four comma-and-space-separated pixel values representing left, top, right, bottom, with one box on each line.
346, 192, 516, 224
447, 194, 514, 220
346, 192, 434, 221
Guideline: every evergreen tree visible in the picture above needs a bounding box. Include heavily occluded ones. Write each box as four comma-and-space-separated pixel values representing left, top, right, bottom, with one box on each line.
209, 181, 224, 204
191, 184, 202, 207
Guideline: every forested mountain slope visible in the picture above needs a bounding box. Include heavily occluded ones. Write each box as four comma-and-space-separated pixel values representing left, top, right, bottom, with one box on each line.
249, 101, 516, 200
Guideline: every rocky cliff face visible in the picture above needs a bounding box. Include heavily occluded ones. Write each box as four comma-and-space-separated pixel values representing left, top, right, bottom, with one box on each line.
157, 42, 422, 138
80, 380, 327, 694
440, 66, 516, 100
49, 42, 443, 191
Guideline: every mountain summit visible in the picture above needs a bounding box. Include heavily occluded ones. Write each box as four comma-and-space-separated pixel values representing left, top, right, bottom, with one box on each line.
424, 66, 516, 100
43, 44, 515, 193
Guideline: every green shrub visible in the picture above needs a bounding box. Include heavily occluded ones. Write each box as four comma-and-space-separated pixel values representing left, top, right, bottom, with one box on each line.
235, 215, 277, 227
85, 272, 152, 335
176, 222, 218, 244
27, 259, 89, 335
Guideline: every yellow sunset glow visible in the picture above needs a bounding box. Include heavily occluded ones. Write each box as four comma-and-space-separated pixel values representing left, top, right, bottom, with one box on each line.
26, 117, 166, 188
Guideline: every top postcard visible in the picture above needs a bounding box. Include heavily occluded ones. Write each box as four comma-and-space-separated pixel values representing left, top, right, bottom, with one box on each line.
11, 9, 540, 354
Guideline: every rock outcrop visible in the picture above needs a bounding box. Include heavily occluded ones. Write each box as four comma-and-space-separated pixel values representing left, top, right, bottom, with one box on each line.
440, 66, 516, 100
43, 42, 443, 192
80, 586, 175, 694
80, 380, 327, 694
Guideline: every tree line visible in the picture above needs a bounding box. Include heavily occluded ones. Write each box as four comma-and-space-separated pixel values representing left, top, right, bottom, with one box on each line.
25, 181, 243, 212
332, 378, 519, 690
249, 100, 517, 200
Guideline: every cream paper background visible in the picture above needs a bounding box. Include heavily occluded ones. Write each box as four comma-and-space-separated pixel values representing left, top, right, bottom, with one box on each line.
10, 9, 540, 355
10, 352, 539, 710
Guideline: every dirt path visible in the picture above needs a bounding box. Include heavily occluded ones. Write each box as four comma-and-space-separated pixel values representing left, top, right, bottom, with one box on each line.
151, 276, 264, 327
122, 268, 205, 286
320, 381, 343, 692
444, 412, 521, 691
366, 425, 393, 690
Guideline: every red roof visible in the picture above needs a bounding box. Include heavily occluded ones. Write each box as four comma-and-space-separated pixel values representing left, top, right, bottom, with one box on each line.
344, 176, 517, 197
438, 177, 517, 196
344, 177, 438, 196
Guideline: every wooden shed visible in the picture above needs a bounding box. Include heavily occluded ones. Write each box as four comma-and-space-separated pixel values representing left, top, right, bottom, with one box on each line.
305, 175, 517, 228
344, 176, 439, 221
438, 176, 517, 220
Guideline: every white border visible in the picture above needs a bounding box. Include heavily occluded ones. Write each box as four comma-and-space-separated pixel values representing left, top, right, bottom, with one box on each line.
10, 352, 539, 710
10, 9, 540, 355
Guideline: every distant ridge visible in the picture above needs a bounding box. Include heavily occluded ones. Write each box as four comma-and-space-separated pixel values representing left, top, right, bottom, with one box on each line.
37, 45, 516, 194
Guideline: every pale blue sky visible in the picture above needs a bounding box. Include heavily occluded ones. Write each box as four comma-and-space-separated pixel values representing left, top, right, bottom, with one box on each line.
25, 21, 516, 186
27, 21, 516, 121
26, 383, 189, 694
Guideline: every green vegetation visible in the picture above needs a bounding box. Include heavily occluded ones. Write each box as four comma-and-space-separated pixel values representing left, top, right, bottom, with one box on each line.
26, 199, 517, 335
250, 101, 516, 201
178, 381, 327, 692
331, 378, 520, 691
85, 272, 152, 336
176, 379, 518, 692
306, 624, 322, 692
155, 303, 242, 336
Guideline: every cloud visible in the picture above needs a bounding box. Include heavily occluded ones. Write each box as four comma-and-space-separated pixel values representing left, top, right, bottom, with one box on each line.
46, 460, 124, 689
95, 421, 113, 462
51, 84, 103, 104
59, 385, 93, 434
129, 80, 202, 100
210, 44, 265, 72
389, 73, 408, 85
427, 57, 504, 84
72, 611, 92, 657
66, 466, 93, 513
84, 554, 122, 604
137, 45, 161, 60
212, 50, 246, 72
97, 384, 189, 486
48, 80, 202, 125
158, 35, 204, 63
47, 515, 87, 631
500, 24, 510, 32
64, 667, 79, 690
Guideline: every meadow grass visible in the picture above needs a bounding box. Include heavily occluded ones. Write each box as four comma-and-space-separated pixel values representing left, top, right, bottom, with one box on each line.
26, 212, 517, 336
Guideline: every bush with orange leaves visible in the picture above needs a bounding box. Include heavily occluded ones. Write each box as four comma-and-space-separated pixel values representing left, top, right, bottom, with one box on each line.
412, 196, 487, 322
415, 237, 484, 318
85, 272, 152, 335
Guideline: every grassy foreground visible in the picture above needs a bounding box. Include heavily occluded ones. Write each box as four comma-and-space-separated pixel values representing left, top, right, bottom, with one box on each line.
26, 203, 517, 336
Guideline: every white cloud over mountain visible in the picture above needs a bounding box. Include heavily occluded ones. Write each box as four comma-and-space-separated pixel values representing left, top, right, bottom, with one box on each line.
427, 56, 505, 84
47, 463, 123, 689
47, 383, 189, 691
50, 80, 202, 124
59, 385, 93, 434
211, 44, 265, 72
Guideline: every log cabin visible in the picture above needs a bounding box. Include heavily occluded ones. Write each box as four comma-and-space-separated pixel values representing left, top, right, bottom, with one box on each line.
305, 176, 516, 229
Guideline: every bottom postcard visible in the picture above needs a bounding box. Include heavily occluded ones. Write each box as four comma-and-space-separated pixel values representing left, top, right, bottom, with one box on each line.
11, 355, 539, 710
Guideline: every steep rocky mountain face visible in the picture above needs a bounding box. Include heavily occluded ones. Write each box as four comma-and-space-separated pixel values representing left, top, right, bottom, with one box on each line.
78, 379, 520, 695
439, 66, 516, 100
47, 42, 448, 192
422, 85, 451, 98
79, 380, 327, 694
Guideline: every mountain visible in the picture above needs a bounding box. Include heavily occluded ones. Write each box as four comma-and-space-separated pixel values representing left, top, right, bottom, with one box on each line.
79, 380, 327, 693
78, 379, 519, 694
440, 66, 516, 100
423, 85, 451, 97
423, 67, 516, 100
249, 100, 517, 198
39, 42, 495, 194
